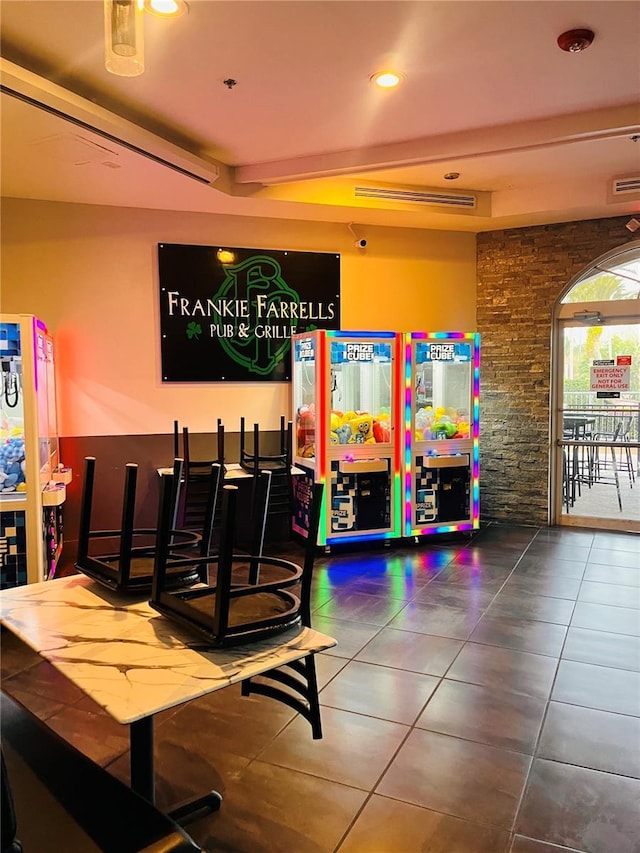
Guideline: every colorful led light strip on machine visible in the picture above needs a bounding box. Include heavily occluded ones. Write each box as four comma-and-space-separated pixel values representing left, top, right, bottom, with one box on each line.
315, 330, 329, 545
471, 332, 481, 527
323, 330, 401, 546
404, 336, 414, 535
392, 334, 404, 539
404, 331, 480, 536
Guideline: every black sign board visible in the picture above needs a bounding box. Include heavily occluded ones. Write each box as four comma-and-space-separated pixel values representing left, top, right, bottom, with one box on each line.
158, 243, 340, 382
596, 391, 621, 399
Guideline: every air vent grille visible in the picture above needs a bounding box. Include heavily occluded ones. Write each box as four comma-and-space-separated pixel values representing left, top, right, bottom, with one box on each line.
355, 185, 477, 209
612, 176, 640, 196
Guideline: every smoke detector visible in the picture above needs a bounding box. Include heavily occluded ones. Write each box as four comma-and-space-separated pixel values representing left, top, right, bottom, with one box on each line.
557, 29, 595, 52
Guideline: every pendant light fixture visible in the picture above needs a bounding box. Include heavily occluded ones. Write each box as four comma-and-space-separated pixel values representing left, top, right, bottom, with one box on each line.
104, 0, 145, 77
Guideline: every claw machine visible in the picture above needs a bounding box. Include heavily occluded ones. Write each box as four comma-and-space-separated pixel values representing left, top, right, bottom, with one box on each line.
405, 332, 480, 536
0, 315, 71, 587
292, 330, 403, 547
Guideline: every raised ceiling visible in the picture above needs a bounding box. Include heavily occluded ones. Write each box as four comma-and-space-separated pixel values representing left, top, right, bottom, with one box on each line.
1, 0, 639, 232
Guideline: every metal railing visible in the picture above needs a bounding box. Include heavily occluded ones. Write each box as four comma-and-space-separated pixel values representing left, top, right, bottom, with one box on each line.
562, 397, 640, 442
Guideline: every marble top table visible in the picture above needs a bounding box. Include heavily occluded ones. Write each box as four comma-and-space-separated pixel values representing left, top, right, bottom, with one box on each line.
0, 574, 336, 804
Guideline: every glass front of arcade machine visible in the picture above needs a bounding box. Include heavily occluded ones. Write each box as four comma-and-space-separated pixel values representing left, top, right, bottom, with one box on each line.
406, 332, 480, 536
326, 332, 401, 546
0, 316, 69, 588
1, 319, 29, 587
292, 332, 321, 540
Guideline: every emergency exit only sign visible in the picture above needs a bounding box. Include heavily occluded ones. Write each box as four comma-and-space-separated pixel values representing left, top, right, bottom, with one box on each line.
590, 357, 631, 398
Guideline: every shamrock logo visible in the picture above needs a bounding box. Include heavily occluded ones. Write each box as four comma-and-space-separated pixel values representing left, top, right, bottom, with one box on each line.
186, 321, 202, 340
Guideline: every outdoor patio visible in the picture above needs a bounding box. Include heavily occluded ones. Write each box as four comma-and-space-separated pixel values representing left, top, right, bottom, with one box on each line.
562, 448, 639, 526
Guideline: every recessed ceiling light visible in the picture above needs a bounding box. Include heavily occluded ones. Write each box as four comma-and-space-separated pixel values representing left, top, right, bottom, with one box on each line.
370, 71, 403, 89
444, 172, 460, 181
145, 0, 188, 17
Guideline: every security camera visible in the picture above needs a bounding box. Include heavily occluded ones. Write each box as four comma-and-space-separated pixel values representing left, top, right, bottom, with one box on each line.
347, 222, 367, 249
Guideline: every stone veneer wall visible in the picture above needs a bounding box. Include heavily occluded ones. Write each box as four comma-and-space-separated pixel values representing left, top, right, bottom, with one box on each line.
476, 215, 634, 525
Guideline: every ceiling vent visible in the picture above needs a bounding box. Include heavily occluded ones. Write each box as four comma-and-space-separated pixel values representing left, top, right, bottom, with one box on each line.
354, 185, 477, 209
612, 176, 640, 196
1, 59, 222, 186
28, 133, 121, 169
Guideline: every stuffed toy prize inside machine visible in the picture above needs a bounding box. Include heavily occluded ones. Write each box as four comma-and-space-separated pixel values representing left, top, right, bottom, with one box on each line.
296, 406, 392, 456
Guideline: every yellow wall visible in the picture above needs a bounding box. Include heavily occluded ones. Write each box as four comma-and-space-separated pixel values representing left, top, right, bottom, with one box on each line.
1, 198, 476, 436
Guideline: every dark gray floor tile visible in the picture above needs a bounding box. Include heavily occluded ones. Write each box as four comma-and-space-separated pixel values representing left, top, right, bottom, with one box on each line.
0, 628, 41, 678
387, 601, 483, 640
258, 705, 408, 789
511, 838, 587, 853
525, 542, 592, 562
189, 759, 367, 853
446, 643, 557, 699
340, 794, 511, 853
583, 563, 640, 587
354, 626, 463, 675
313, 591, 408, 625
319, 659, 440, 723
313, 564, 370, 586
107, 732, 252, 811
486, 592, 575, 625
470, 613, 567, 657
310, 614, 382, 659
514, 558, 586, 579
341, 574, 429, 599
435, 559, 514, 580
562, 626, 640, 671
538, 701, 640, 778
416, 679, 546, 753
44, 703, 130, 767
385, 549, 457, 575
314, 652, 348, 687
517, 758, 640, 853
378, 729, 531, 830
588, 547, 640, 569
552, 659, 640, 717
151, 682, 296, 763
474, 523, 536, 542
429, 573, 507, 594
414, 583, 495, 611
592, 532, 640, 554
2, 659, 87, 708
467, 538, 531, 554
533, 529, 595, 546
501, 574, 581, 600
578, 581, 640, 609
0, 684, 67, 723
413, 582, 497, 610
571, 601, 640, 636
450, 551, 519, 571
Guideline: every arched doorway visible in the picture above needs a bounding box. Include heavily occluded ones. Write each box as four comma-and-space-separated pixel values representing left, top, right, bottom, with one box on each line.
551, 240, 640, 532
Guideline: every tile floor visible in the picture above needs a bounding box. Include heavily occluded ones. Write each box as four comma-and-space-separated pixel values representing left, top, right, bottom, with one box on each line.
2, 523, 639, 852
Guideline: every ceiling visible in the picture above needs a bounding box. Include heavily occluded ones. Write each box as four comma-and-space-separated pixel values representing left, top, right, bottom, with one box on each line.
1, 0, 639, 233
